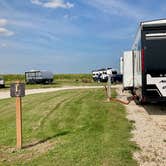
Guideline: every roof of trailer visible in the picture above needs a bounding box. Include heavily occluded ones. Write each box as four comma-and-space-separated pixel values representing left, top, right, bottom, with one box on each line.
25, 70, 50, 73
141, 19, 166, 27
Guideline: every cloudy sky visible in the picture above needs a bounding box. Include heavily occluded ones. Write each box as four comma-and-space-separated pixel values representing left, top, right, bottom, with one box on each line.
0, 0, 166, 74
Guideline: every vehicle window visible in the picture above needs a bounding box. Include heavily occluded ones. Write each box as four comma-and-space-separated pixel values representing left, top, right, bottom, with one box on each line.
112, 71, 117, 74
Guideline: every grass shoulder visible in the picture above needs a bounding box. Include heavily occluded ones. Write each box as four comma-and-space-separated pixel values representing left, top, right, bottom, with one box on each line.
0, 88, 137, 165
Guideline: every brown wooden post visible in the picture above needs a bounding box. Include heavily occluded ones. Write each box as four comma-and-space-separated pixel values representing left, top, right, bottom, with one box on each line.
15, 81, 22, 149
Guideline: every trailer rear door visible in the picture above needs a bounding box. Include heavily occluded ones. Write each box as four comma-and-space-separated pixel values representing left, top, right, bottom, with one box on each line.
144, 30, 166, 74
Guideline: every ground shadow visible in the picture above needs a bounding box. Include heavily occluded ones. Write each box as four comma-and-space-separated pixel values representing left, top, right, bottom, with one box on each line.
0, 85, 10, 89
143, 103, 166, 115
23, 130, 70, 149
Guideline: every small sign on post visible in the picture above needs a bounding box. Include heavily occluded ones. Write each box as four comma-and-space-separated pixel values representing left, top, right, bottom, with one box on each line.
10, 81, 25, 149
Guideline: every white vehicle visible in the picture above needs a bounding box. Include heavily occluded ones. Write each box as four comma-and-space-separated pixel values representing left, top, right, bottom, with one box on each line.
92, 69, 106, 82
106, 68, 117, 76
92, 70, 100, 81
122, 51, 133, 90
100, 68, 108, 82
0, 76, 5, 88
92, 68, 117, 82
25, 70, 54, 84
124, 19, 166, 103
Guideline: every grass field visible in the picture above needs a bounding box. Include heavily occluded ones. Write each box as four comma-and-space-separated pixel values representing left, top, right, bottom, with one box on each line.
3, 73, 92, 84
1, 74, 105, 90
3, 73, 92, 82
0, 88, 137, 166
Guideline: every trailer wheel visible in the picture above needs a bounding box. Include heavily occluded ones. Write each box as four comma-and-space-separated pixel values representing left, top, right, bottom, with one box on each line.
134, 95, 146, 105
134, 96, 140, 105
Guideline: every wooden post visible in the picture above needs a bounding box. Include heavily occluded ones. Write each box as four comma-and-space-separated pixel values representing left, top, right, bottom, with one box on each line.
15, 82, 22, 149
107, 74, 111, 101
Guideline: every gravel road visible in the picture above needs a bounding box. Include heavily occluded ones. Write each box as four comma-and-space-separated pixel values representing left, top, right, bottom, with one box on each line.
0, 85, 122, 100
117, 87, 166, 166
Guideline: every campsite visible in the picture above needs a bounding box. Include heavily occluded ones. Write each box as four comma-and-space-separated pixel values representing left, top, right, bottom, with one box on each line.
1, 1, 166, 166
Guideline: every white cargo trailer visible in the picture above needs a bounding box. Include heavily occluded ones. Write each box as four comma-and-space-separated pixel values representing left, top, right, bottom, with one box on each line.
123, 51, 133, 90
125, 19, 166, 103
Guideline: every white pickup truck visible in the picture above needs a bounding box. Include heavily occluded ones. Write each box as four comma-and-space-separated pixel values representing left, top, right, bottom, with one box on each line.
0, 76, 5, 88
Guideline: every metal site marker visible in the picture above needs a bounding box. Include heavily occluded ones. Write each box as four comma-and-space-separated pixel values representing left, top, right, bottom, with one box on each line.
10, 81, 25, 149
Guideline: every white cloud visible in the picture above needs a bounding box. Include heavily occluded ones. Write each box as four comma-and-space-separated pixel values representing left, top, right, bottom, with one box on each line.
0, 43, 8, 48
0, 19, 8, 26
31, 0, 74, 9
43, 0, 74, 8
86, 0, 148, 20
31, 0, 42, 5
0, 27, 14, 36
63, 14, 78, 20
0, 18, 14, 36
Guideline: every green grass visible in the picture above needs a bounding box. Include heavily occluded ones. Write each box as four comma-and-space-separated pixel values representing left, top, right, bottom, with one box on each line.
3, 73, 92, 83
0, 89, 137, 166
1, 74, 104, 90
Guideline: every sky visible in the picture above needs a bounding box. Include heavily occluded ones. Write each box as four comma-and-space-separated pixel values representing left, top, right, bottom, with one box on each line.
0, 0, 166, 74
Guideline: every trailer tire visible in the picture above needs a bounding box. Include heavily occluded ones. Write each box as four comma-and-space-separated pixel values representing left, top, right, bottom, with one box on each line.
134, 95, 146, 105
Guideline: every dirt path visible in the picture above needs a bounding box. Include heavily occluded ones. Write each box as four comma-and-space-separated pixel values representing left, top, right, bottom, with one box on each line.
116, 87, 166, 166
0, 85, 121, 100
0, 86, 101, 100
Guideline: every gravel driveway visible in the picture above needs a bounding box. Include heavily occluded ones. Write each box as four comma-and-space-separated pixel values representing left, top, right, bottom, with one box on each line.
117, 87, 166, 166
